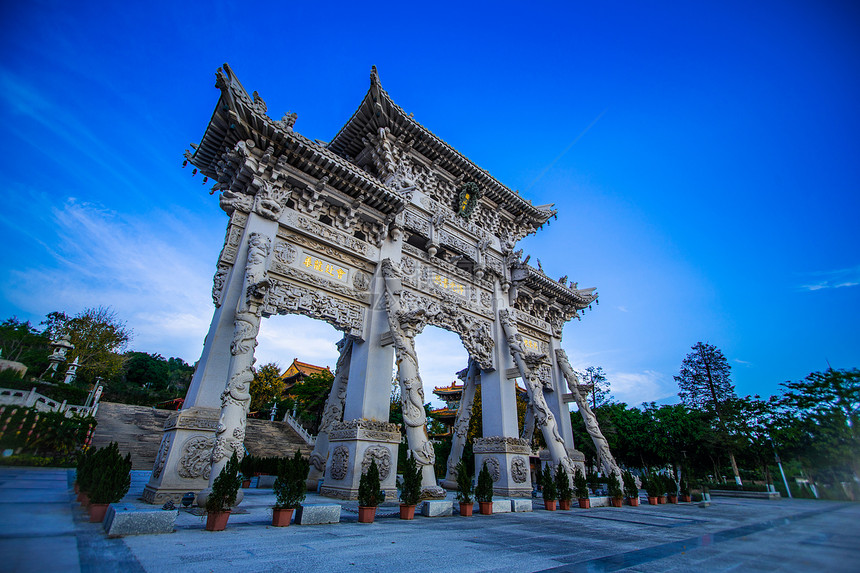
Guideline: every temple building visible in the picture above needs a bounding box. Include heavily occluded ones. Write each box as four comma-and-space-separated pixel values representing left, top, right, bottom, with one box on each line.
280, 359, 332, 390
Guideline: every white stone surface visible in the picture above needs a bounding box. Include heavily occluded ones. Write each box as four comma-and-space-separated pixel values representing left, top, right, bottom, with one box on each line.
511, 499, 532, 512
491, 499, 512, 513
421, 500, 453, 517
103, 505, 177, 537
296, 503, 341, 524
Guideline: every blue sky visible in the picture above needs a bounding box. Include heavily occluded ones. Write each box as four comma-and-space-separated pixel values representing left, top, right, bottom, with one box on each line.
1, 1, 858, 407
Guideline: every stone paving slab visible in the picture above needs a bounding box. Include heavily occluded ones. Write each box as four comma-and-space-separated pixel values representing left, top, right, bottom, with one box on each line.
1, 467, 858, 573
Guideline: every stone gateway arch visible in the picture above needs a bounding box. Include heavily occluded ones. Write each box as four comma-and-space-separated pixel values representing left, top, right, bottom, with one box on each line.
143, 64, 620, 504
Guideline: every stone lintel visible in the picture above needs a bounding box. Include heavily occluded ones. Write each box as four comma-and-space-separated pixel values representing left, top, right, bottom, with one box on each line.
505, 367, 520, 380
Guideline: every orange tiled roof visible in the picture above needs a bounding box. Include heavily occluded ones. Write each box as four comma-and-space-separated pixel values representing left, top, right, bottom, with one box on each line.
282, 358, 331, 380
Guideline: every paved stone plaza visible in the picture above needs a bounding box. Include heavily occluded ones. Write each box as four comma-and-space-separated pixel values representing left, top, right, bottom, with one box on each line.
0, 467, 857, 572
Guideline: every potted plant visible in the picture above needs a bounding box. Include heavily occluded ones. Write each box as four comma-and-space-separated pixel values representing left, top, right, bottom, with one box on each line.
679, 478, 691, 502
667, 476, 679, 504
574, 468, 590, 509
555, 465, 573, 510
75, 447, 97, 506
205, 451, 242, 531
658, 474, 668, 504
622, 470, 640, 506
357, 459, 384, 523
476, 461, 494, 515
541, 465, 558, 511
605, 471, 623, 508
399, 454, 422, 520
455, 460, 474, 516
87, 442, 132, 522
645, 473, 660, 505
272, 450, 309, 526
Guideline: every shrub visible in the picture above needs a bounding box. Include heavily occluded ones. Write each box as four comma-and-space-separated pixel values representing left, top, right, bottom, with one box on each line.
206, 452, 242, 513
455, 460, 473, 504
645, 473, 662, 498
400, 454, 422, 506
607, 472, 623, 500
622, 470, 639, 498
541, 465, 557, 501
475, 461, 494, 503
679, 477, 691, 496
273, 450, 309, 509
358, 459, 384, 507
555, 465, 573, 502
586, 469, 600, 492
88, 442, 132, 504
574, 467, 590, 499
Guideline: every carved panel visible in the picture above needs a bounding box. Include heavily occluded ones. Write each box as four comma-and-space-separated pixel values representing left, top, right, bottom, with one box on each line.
151, 434, 171, 480
177, 436, 216, 480
361, 446, 392, 481
484, 456, 501, 482
511, 456, 528, 483
262, 279, 366, 338
330, 445, 349, 481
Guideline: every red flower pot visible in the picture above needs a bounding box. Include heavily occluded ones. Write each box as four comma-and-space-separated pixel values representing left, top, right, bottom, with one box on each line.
459, 502, 474, 516
242, 479, 251, 489
578, 498, 590, 509
648, 496, 658, 505
544, 500, 557, 511
358, 506, 377, 523
668, 495, 678, 504
400, 504, 416, 520
205, 510, 231, 531
658, 496, 667, 504
611, 498, 623, 508
80, 493, 90, 508
272, 508, 294, 527
88, 503, 109, 523
628, 497, 640, 506
559, 499, 571, 510
680, 495, 691, 503
479, 501, 493, 515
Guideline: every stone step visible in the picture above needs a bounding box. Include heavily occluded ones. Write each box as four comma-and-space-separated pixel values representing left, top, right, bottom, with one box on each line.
92, 402, 312, 470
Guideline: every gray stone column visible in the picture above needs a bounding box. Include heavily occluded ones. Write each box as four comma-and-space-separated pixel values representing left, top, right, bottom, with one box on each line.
441, 360, 479, 489
306, 336, 354, 489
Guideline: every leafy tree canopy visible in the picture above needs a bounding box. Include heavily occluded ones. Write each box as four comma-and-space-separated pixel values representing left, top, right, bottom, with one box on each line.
250, 363, 286, 412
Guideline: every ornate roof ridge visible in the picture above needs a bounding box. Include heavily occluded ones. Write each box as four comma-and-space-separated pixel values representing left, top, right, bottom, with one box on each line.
328, 67, 556, 227
522, 264, 598, 307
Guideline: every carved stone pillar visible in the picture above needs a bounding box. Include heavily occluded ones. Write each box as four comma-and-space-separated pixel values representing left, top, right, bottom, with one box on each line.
380, 259, 445, 498
499, 309, 576, 485
143, 213, 274, 504
319, 419, 401, 500
520, 402, 535, 442
440, 360, 479, 490
474, 436, 533, 498
306, 336, 354, 489
556, 348, 622, 481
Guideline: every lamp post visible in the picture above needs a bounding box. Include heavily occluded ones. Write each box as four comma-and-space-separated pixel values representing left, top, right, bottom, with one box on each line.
771, 438, 792, 499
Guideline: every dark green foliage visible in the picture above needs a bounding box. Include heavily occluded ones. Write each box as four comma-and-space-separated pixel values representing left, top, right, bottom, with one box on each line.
0, 406, 95, 464
541, 464, 557, 501
622, 470, 639, 498
88, 442, 132, 504
555, 465, 573, 502
574, 468, 590, 499
273, 450, 310, 509
475, 461, 493, 503
239, 455, 291, 476
206, 452, 242, 513
291, 371, 335, 434
644, 473, 663, 497
400, 454, 422, 506
679, 476, 691, 495
358, 459, 384, 507
607, 472, 624, 499
455, 460, 473, 504
586, 469, 600, 492
432, 439, 451, 478
76, 447, 97, 493
0, 317, 50, 373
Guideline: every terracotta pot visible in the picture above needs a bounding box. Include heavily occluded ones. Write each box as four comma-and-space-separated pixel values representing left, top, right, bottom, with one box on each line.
80, 493, 90, 507
272, 508, 294, 527
358, 506, 377, 523
205, 510, 231, 531
399, 504, 416, 520
76, 490, 86, 503
544, 500, 557, 511
628, 497, 640, 506
668, 495, 678, 504
242, 479, 251, 488
680, 494, 691, 503
578, 498, 590, 509
479, 501, 493, 515
88, 503, 109, 523
459, 502, 474, 516
611, 498, 623, 508
658, 496, 667, 504
559, 499, 571, 510
74, 482, 80, 495
648, 496, 658, 505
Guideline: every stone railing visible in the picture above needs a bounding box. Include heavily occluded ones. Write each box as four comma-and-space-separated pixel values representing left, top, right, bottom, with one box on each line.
282, 411, 315, 446
0, 387, 96, 417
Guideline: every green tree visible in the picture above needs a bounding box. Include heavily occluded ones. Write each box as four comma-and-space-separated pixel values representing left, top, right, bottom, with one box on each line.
290, 370, 334, 433
674, 342, 742, 484
583, 366, 611, 409
125, 352, 170, 390
42, 307, 132, 385
250, 363, 285, 412
0, 317, 50, 372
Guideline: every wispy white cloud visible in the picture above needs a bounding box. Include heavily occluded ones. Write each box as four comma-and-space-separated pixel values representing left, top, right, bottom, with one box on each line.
606, 370, 675, 406
799, 265, 860, 291
617, 306, 628, 312
734, 358, 752, 366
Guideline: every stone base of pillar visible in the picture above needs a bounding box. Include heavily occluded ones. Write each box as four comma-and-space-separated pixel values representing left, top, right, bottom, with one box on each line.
474, 436, 533, 498
318, 419, 401, 501
141, 407, 220, 505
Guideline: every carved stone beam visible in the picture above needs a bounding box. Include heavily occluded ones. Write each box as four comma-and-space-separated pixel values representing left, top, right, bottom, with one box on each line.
441, 359, 479, 489
555, 348, 622, 481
